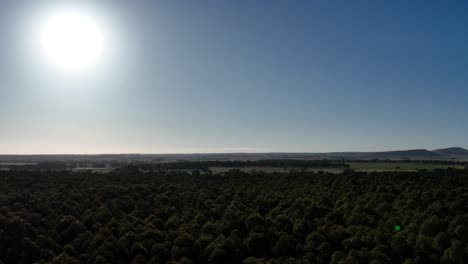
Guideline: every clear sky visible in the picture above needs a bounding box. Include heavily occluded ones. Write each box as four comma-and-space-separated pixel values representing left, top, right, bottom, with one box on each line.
1, 0, 467, 154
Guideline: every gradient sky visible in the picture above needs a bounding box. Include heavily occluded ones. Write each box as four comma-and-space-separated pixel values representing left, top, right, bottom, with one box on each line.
1, 0, 468, 154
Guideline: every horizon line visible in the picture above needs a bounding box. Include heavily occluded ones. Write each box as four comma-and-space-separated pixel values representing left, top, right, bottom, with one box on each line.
0, 147, 465, 156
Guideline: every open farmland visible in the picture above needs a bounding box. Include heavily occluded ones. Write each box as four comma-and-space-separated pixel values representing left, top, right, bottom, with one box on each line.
348, 162, 465, 172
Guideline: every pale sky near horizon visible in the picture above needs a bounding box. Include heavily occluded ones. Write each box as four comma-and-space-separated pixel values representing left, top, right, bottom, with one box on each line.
1, 0, 468, 154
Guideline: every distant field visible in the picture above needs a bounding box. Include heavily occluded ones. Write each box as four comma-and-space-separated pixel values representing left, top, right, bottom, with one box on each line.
209, 166, 344, 173
209, 162, 465, 174
348, 162, 464, 172
71, 167, 115, 173
0, 162, 464, 174
0, 162, 37, 166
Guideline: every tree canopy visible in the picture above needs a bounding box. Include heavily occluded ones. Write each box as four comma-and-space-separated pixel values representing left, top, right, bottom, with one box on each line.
0, 168, 467, 263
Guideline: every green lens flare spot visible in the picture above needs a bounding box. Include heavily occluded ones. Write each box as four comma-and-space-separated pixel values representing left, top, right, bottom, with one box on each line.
394, 225, 401, 232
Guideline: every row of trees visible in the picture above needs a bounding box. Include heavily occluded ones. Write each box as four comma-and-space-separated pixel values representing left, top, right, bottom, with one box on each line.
4, 159, 349, 172
138, 160, 348, 171
0, 168, 467, 263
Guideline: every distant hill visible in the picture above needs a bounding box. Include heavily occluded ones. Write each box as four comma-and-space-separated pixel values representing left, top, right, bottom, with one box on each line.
365, 149, 445, 159
434, 147, 468, 155
433, 147, 468, 160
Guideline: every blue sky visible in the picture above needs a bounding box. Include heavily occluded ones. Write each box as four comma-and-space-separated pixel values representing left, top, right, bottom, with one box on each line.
1, 0, 467, 154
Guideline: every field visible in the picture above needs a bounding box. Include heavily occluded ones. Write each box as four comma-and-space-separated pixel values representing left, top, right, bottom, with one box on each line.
348, 162, 465, 172
71, 167, 115, 173
209, 162, 465, 174
208, 166, 344, 174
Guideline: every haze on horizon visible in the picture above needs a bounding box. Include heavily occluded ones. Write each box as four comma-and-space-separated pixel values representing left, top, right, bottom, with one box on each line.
1, 0, 468, 155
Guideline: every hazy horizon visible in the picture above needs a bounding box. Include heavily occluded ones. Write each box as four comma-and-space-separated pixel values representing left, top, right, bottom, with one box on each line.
2, 1, 468, 154
1, 146, 467, 156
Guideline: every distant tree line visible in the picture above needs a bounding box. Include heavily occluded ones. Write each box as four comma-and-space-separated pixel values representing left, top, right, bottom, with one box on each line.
8, 161, 114, 171
6, 159, 348, 172
138, 160, 349, 171
5, 159, 468, 172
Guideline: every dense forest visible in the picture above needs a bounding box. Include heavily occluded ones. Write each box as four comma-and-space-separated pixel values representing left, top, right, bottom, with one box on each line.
0, 168, 467, 263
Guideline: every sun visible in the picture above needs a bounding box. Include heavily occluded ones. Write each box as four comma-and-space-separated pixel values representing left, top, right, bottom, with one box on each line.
38, 9, 107, 71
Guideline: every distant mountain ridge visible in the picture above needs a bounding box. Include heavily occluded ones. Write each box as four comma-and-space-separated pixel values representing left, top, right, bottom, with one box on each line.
366, 149, 445, 159
321, 147, 468, 160
434, 147, 468, 156
1, 147, 468, 162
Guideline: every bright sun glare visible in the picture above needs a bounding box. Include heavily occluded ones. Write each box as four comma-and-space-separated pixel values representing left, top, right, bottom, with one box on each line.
38, 9, 107, 71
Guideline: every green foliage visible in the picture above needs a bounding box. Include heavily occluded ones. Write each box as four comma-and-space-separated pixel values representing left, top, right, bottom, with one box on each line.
419, 216, 443, 236
0, 169, 466, 263
272, 233, 295, 257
